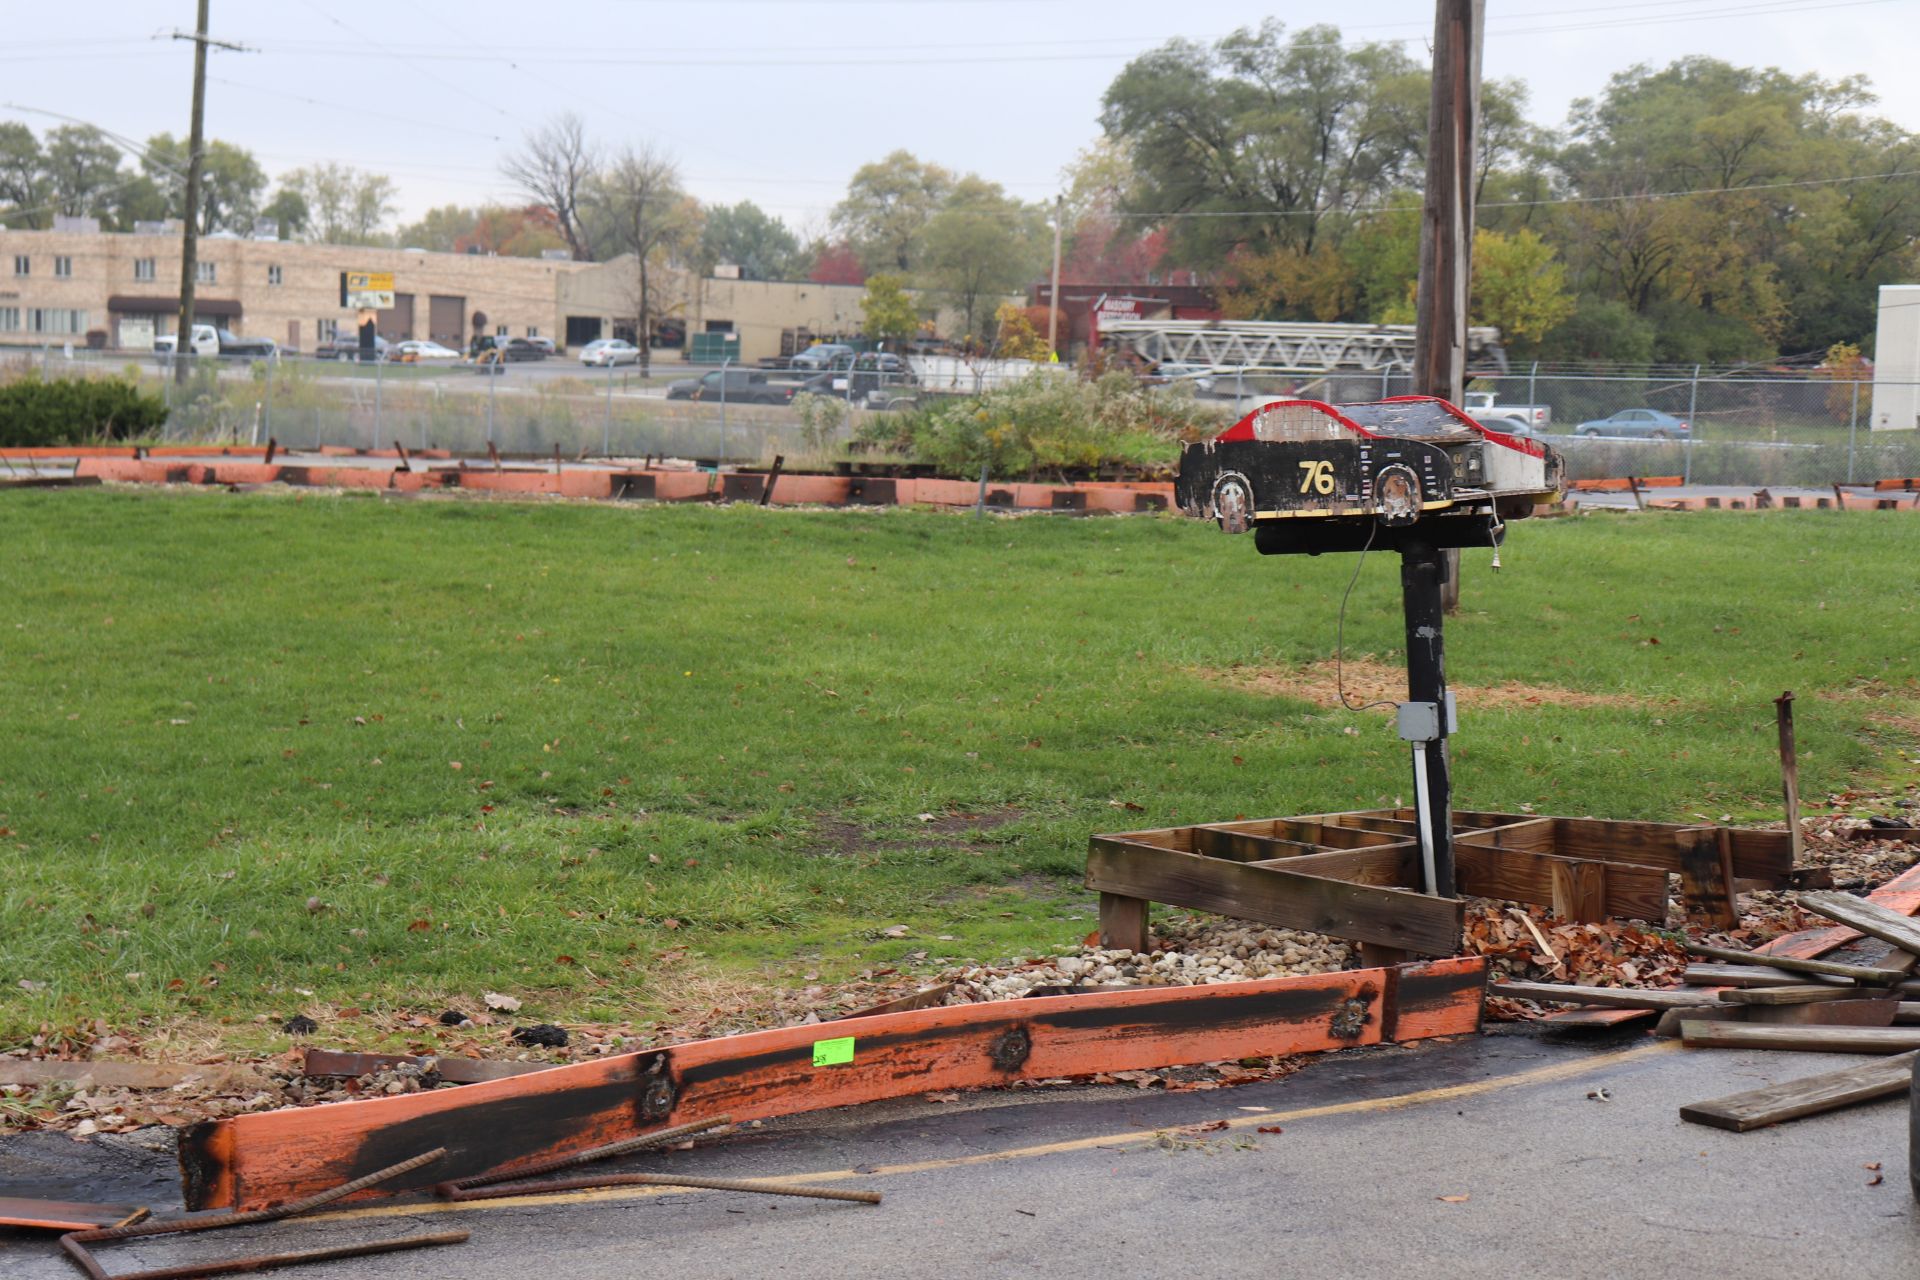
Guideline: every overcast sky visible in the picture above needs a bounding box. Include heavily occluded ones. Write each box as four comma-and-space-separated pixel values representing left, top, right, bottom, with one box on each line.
5, 0, 1917, 231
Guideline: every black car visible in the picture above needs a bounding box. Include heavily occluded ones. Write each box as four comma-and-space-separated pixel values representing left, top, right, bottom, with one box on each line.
471, 335, 546, 363
665, 369, 796, 406
215, 328, 278, 359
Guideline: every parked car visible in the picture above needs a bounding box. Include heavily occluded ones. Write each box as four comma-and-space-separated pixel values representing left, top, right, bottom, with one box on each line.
802, 352, 918, 406
1472, 414, 1538, 437
524, 336, 557, 356
579, 338, 640, 367
319, 333, 391, 362
391, 340, 462, 363
1462, 390, 1551, 429
1573, 408, 1691, 439
154, 323, 277, 360
786, 343, 854, 371
470, 335, 545, 363
665, 368, 797, 405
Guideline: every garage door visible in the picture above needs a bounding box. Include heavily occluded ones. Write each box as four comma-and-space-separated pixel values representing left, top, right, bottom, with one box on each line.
429, 295, 466, 348
377, 293, 415, 342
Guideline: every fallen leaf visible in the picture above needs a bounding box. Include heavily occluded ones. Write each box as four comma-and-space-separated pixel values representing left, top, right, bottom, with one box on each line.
1868, 1174, 1884, 1187
407, 919, 431, 932
926, 1092, 961, 1103
1185, 1119, 1229, 1133
482, 992, 521, 1012
1437, 1194, 1470, 1204
880, 925, 911, 938
1865, 1162, 1882, 1171
1256, 1125, 1285, 1134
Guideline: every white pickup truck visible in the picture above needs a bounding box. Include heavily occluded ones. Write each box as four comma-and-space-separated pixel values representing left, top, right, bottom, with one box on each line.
153, 323, 277, 360
1462, 390, 1550, 433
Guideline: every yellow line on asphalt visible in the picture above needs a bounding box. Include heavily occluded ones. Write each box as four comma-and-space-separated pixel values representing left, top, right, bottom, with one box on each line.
311, 1039, 1679, 1223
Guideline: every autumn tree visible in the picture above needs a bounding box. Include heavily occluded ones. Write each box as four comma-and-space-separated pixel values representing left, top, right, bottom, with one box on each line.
860, 273, 919, 344
993, 303, 1053, 360
808, 241, 867, 286
1470, 228, 1575, 352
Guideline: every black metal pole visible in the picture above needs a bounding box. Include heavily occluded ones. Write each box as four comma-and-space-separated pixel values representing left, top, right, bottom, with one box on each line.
1400, 538, 1455, 897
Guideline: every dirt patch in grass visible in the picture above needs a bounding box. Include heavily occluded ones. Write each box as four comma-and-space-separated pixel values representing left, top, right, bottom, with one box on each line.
1198, 658, 1653, 713
808, 807, 1024, 857
1818, 679, 1920, 738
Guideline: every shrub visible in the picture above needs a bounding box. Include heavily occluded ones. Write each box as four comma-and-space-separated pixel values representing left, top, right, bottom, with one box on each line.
864, 370, 1230, 480
0, 376, 169, 446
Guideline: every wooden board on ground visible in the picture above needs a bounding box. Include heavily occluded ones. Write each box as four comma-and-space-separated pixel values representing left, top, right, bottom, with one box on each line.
1685, 942, 1906, 985
1085, 839, 1461, 955
1720, 985, 1874, 1006
1655, 1005, 1746, 1037
1798, 891, 1920, 958
1454, 845, 1664, 921
301, 1049, 556, 1084
1741, 999, 1900, 1027
1680, 1051, 1920, 1131
0, 1060, 270, 1091
0, 1198, 148, 1231
1678, 1022, 1920, 1053
1494, 981, 1712, 1011
1677, 827, 1739, 928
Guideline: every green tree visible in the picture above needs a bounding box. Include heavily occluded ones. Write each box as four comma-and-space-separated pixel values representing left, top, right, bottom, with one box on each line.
1099, 22, 1427, 265
0, 123, 47, 228
271, 164, 397, 245
40, 125, 123, 220
584, 144, 698, 376
832, 150, 953, 273
698, 201, 803, 279
395, 204, 480, 252
859, 272, 919, 344
260, 188, 309, 240
1470, 228, 1575, 351
917, 176, 1046, 346
1535, 299, 1656, 366
140, 134, 267, 234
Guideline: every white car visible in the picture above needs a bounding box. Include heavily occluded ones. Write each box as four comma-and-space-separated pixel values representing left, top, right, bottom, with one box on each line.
392, 340, 462, 362
580, 338, 640, 367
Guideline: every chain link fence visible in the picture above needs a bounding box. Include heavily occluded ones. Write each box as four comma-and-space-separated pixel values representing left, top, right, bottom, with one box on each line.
10, 345, 1920, 486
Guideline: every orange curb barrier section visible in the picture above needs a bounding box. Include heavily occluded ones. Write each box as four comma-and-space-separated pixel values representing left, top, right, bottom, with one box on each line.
1569, 476, 1683, 492
71, 457, 1180, 512
179, 956, 1485, 1211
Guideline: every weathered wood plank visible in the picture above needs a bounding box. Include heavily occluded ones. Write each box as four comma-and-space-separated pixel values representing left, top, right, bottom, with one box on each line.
1685, 942, 1907, 985
1191, 826, 1321, 862
0, 1198, 149, 1232
1655, 1005, 1747, 1037
302, 1050, 552, 1084
1742, 999, 1900, 1027
0, 1060, 271, 1090
1097, 891, 1149, 953
1678, 1022, 1920, 1052
1555, 817, 1792, 882
1551, 860, 1609, 922
1799, 891, 1920, 958
1085, 840, 1461, 954
1245, 844, 1421, 888
1679, 1051, 1919, 1131
1454, 844, 1666, 920
1493, 981, 1709, 1011
1720, 985, 1872, 1006
1453, 817, 1558, 854
1677, 827, 1738, 928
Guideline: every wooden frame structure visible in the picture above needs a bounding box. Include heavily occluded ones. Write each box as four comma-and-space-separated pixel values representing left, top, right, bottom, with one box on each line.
1089, 808, 1797, 957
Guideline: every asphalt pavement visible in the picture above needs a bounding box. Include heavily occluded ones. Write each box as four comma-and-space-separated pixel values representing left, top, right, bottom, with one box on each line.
4, 1027, 1914, 1279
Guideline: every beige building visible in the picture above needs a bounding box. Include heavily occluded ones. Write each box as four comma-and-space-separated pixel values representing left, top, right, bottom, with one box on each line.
0, 220, 583, 355
0, 222, 985, 363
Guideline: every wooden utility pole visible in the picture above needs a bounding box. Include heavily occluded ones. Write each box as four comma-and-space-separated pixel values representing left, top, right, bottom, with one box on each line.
172, 0, 213, 385
1047, 195, 1064, 358
1412, 0, 1484, 612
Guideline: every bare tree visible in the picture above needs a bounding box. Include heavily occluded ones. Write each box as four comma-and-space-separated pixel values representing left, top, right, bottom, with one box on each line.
501, 112, 597, 262
587, 145, 696, 376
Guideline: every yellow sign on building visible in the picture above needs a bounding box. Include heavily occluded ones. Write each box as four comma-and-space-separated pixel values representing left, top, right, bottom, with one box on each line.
343, 270, 396, 309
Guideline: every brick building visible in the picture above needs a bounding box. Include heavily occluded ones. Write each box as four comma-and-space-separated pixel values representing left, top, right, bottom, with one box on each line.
0, 220, 582, 355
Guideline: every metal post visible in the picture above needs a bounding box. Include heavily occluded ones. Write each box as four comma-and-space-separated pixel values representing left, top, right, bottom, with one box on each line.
373, 349, 383, 450
1047, 195, 1064, 358
1400, 539, 1455, 898
605, 358, 614, 457
974, 457, 989, 517
1847, 379, 1860, 485
486, 358, 496, 447
1380, 366, 1389, 399
172, 0, 210, 388
1527, 359, 1538, 420
1683, 363, 1701, 485
719, 355, 730, 464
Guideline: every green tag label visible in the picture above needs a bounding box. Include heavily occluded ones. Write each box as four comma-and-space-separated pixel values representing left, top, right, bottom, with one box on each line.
812, 1036, 856, 1067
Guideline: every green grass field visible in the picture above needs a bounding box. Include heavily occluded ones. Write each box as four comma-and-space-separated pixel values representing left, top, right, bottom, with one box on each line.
1, 490, 1914, 1052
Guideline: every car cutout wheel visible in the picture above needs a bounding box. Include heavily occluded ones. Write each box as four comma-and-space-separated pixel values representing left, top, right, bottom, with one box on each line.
1211, 472, 1255, 535
1581, 428, 1601, 437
